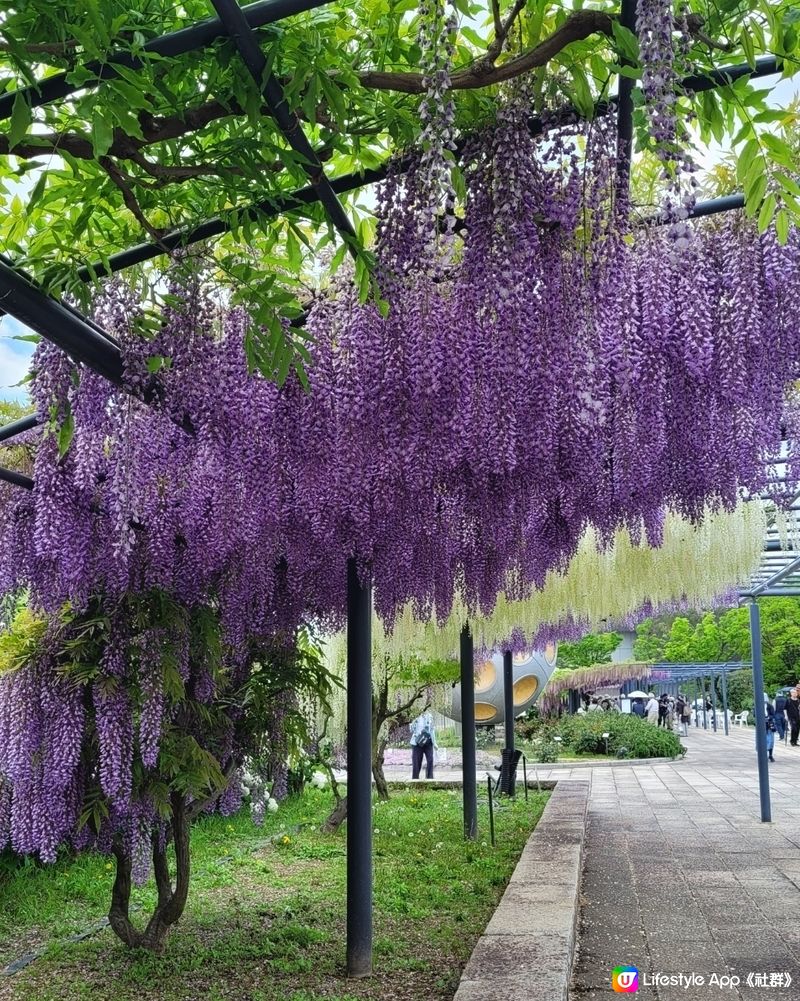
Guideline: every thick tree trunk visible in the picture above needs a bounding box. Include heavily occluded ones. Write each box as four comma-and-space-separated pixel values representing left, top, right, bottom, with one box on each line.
372, 734, 389, 801
107, 793, 192, 953
322, 793, 348, 832
108, 841, 140, 948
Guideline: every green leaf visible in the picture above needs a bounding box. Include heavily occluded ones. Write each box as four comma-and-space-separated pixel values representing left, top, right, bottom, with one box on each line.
9, 93, 32, 151
460, 25, 485, 49
757, 192, 776, 234
775, 208, 790, 245
285, 227, 302, 273
741, 30, 756, 70
57, 410, 75, 460
776, 173, 800, 199
612, 21, 640, 63
91, 109, 114, 158
25, 173, 47, 214
745, 167, 768, 202
735, 137, 759, 184
569, 66, 594, 120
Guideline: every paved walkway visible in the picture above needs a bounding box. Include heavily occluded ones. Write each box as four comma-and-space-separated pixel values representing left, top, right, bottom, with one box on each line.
567, 725, 800, 1001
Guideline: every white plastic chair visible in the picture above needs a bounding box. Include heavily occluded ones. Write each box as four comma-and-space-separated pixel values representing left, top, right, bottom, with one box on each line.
732, 710, 749, 727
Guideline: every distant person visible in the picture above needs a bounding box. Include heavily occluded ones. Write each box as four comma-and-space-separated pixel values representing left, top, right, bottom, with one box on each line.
676, 693, 690, 735
657, 693, 670, 728
774, 690, 788, 742
645, 693, 659, 724
787, 689, 800, 747
588, 698, 601, 712
410, 711, 437, 779
631, 698, 646, 718
765, 696, 777, 763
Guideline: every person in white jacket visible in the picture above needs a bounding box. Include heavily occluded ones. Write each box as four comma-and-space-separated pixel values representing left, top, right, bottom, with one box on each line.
645, 693, 659, 725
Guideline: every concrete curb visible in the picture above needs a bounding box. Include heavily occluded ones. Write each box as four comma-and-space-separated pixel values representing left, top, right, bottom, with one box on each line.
531, 753, 684, 770
453, 778, 591, 1001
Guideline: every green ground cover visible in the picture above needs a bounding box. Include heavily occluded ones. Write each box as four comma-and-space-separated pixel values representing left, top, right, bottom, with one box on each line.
0, 786, 547, 1001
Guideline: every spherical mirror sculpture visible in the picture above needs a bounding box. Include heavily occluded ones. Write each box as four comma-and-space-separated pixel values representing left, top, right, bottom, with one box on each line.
447, 647, 556, 724
475, 659, 497, 693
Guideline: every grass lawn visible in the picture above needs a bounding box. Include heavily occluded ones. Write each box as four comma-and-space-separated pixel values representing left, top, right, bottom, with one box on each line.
0, 786, 548, 1001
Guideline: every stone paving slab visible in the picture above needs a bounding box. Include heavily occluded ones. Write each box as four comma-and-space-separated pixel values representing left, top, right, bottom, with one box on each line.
570, 726, 800, 1001
454, 779, 590, 1001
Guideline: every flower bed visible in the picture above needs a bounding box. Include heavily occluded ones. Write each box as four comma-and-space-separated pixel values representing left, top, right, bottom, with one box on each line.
521, 713, 686, 762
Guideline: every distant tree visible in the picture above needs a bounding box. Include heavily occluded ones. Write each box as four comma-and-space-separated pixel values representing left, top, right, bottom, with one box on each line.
557, 632, 622, 669
663, 617, 696, 662
632, 618, 667, 662
635, 601, 800, 695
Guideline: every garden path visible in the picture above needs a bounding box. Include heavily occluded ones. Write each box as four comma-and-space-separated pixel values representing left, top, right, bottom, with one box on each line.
567, 725, 800, 1001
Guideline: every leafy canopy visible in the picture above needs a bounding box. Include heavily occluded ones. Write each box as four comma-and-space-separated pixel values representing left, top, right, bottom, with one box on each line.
0, 0, 797, 380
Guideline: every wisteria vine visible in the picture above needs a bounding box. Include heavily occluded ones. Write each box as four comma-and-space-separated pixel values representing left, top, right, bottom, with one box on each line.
0, 48, 799, 939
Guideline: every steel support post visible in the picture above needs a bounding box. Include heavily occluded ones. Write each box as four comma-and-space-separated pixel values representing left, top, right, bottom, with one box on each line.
503, 650, 514, 751
721, 669, 729, 735
710, 672, 718, 732
346, 557, 372, 976
749, 600, 772, 822
460, 624, 478, 841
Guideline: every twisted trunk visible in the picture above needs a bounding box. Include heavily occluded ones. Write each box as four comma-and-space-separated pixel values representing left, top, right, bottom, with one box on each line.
107, 792, 191, 953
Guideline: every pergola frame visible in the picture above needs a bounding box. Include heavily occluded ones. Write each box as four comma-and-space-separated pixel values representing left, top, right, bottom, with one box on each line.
0, 0, 797, 970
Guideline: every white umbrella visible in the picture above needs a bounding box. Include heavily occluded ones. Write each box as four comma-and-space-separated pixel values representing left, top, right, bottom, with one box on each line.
627, 690, 649, 699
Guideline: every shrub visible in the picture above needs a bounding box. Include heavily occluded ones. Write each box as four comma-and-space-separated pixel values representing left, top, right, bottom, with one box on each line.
536, 741, 559, 763
546, 713, 684, 759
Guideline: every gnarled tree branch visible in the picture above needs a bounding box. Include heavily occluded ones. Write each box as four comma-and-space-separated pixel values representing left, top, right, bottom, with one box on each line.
359, 9, 615, 93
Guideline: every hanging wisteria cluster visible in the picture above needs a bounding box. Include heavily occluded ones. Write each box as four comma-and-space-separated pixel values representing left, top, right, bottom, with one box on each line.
375, 500, 765, 662
1, 69, 800, 895
638, 0, 698, 237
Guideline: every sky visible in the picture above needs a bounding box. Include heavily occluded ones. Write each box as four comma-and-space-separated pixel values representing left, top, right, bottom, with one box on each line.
0, 55, 797, 407
0, 316, 35, 403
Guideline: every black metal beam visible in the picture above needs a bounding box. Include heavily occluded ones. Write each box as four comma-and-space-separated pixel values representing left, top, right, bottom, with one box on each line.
209, 0, 358, 251
0, 258, 123, 385
79, 53, 784, 282
0, 466, 33, 490
0, 413, 38, 443
0, 0, 332, 123
615, 0, 638, 198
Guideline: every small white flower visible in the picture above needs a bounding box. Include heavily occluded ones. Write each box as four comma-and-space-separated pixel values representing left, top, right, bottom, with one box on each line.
267, 799, 279, 813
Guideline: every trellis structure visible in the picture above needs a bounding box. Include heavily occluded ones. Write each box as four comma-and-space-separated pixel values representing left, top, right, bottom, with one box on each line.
0, 0, 796, 974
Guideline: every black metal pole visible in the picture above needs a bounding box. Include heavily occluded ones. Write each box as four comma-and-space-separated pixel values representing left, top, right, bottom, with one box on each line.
503, 650, 514, 750
487, 776, 495, 847
460, 623, 478, 841
721, 668, 729, 735
710, 671, 718, 732
0, 466, 33, 490
702, 678, 708, 730
0, 413, 39, 443
0, 0, 333, 123
346, 556, 372, 977
748, 600, 772, 822
209, 0, 359, 251
0, 258, 123, 385
615, 0, 637, 202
